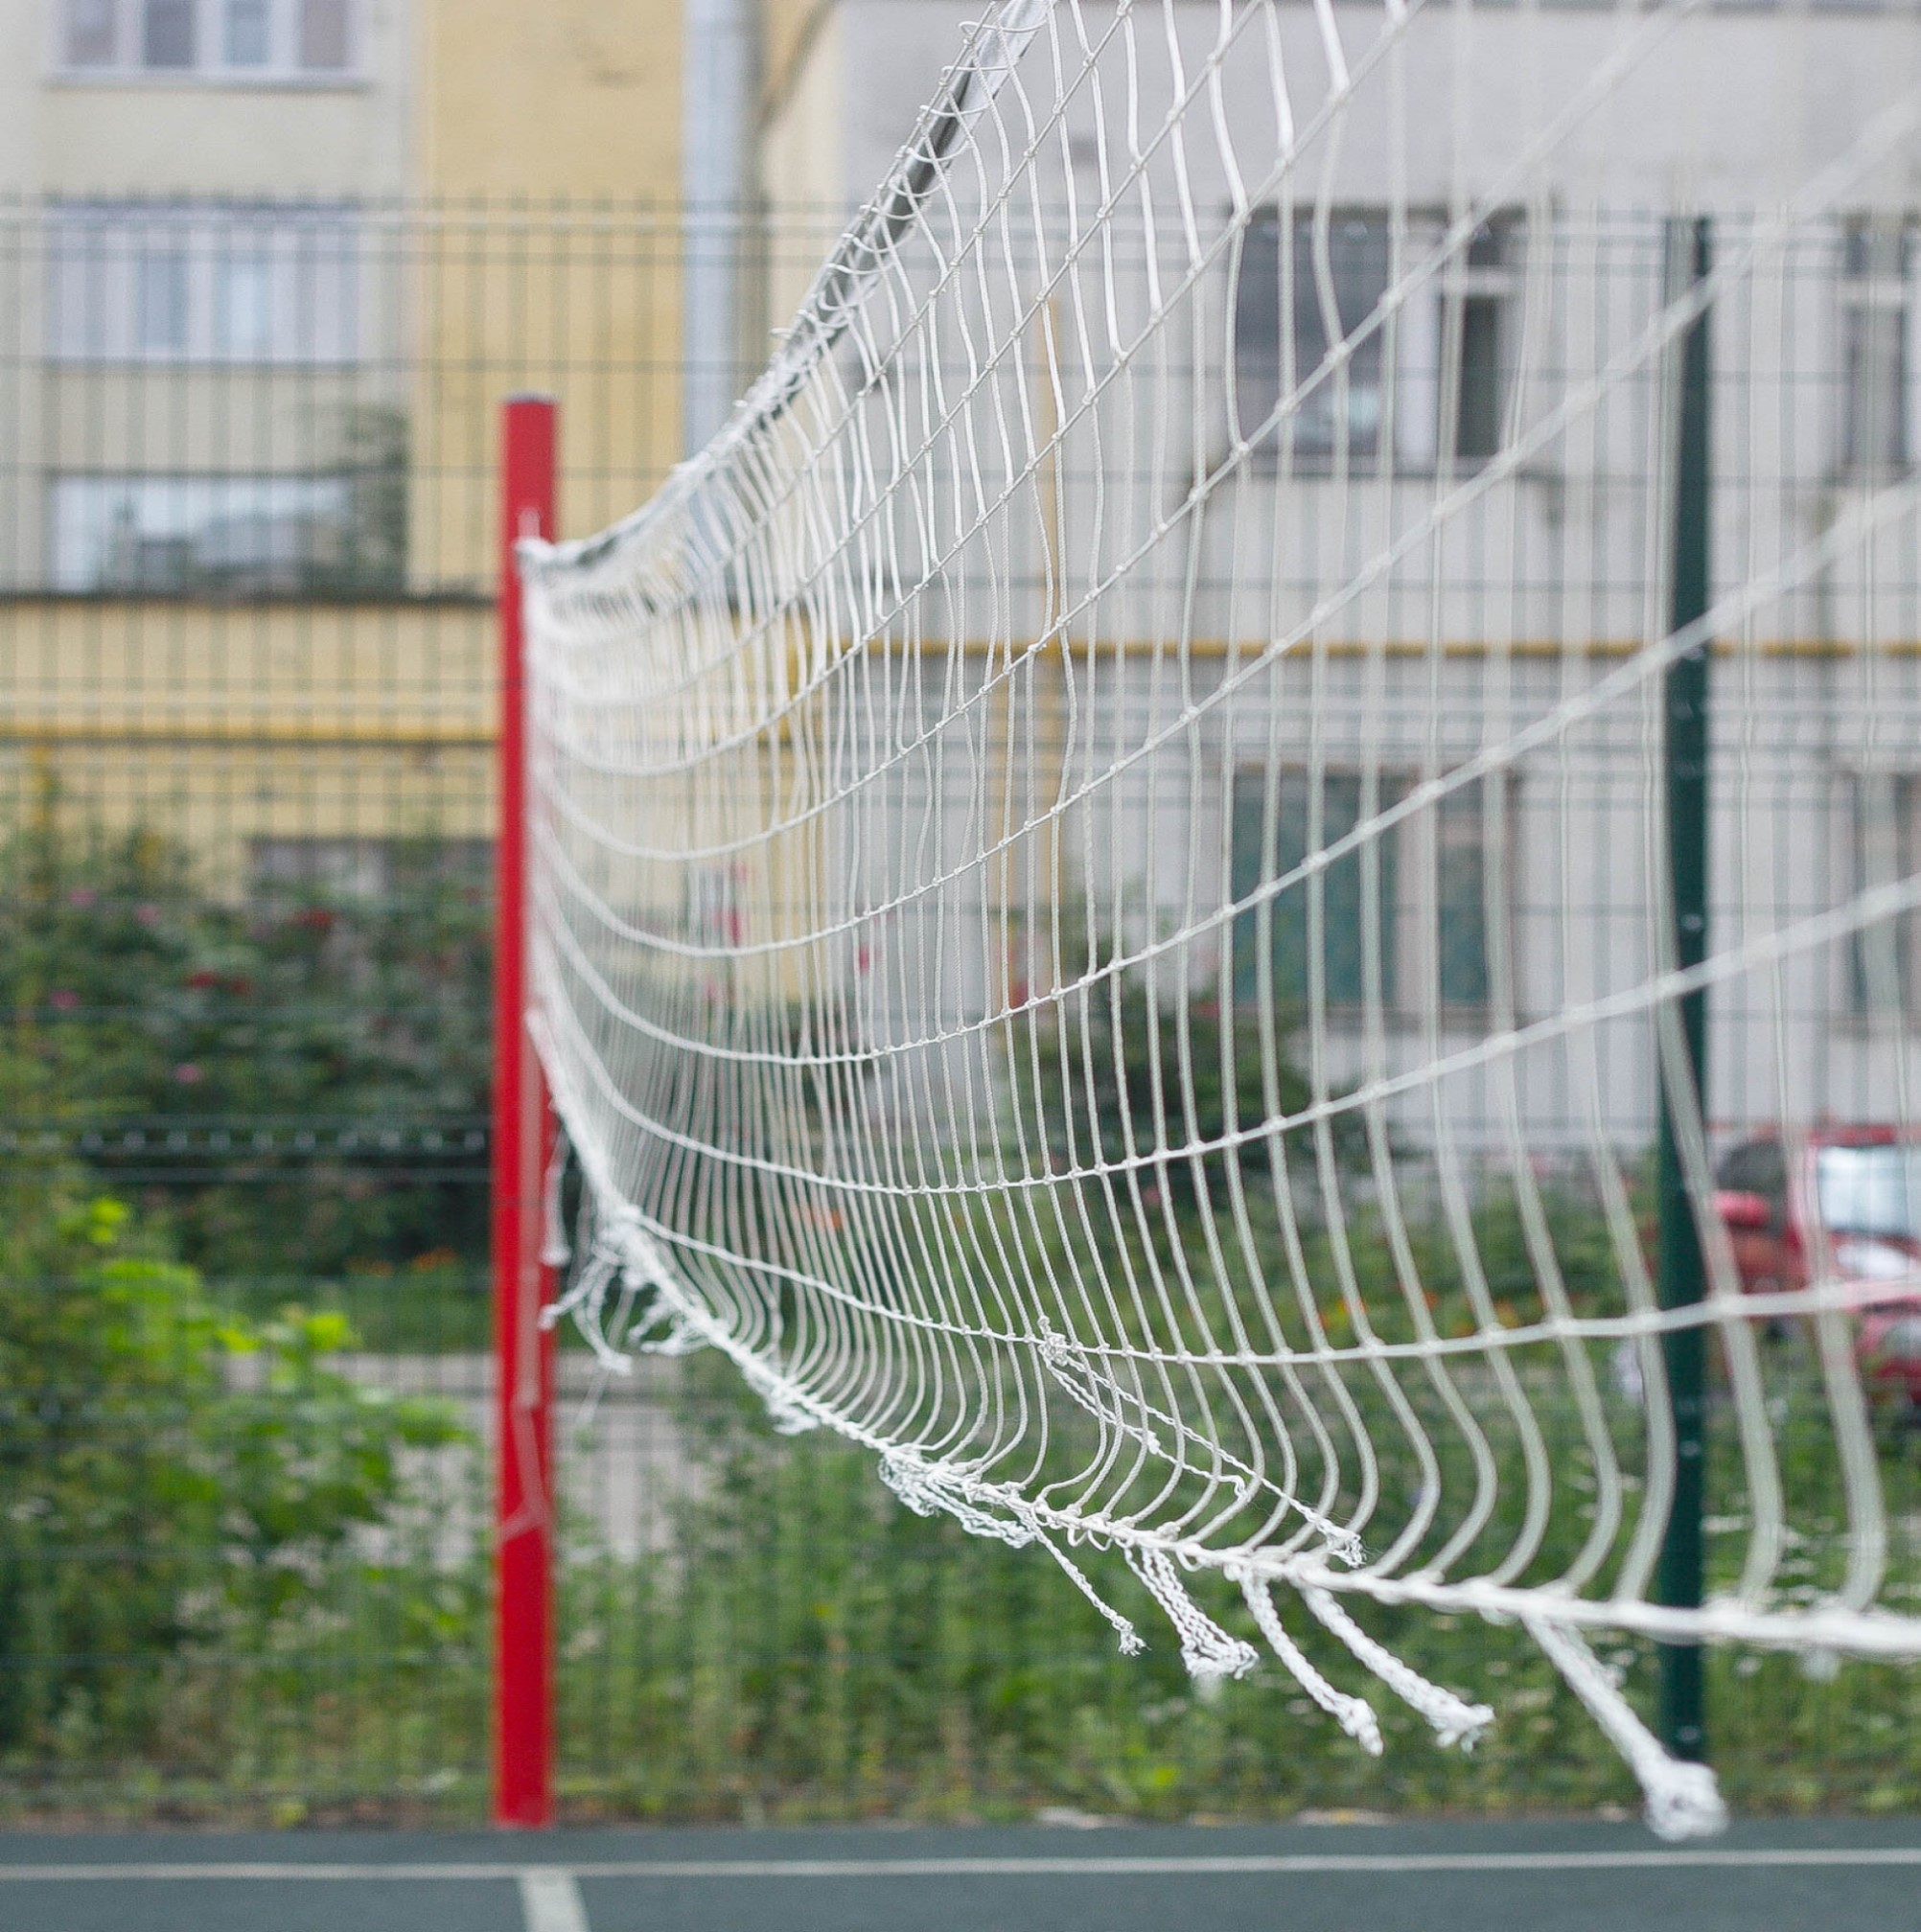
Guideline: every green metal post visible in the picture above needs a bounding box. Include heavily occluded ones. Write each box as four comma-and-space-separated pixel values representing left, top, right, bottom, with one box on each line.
1655, 216, 1713, 1763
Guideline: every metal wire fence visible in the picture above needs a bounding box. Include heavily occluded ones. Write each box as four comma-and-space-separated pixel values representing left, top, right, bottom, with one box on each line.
0, 196, 1914, 1824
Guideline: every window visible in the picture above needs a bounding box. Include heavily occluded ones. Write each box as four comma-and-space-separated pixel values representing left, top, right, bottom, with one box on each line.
135, 242, 189, 353
1234, 212, 1391, 471
1231, 767, 1504, 1016
1717, 1139, 1789, 1223
223, 0, 269, 64
1231, 770, 1403, 1009
1231, 208, 1523, 473
298, 0, 348, 69
57, 0, 356, 75
1452, 219, 1518, 466
250, 838, 488, 903
1816, 1142, 1921, 1242
1840, 218, 1912, 476
1436, 781, 1493, 1007
49, 473, 354, 593
141, 0, 195, 66
218, 252, 272, 355
47, 201, 359, 365
64, 0, 117, 63
1852, 772, 1921, 1014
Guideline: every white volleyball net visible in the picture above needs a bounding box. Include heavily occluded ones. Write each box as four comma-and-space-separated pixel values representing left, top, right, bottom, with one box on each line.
521, 0, 1921, 1839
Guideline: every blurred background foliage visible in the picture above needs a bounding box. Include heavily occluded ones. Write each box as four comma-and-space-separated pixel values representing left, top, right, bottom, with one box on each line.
0, 1168, 463, 1772
0, 812, 490, 1285
0, 814, 1912, 1824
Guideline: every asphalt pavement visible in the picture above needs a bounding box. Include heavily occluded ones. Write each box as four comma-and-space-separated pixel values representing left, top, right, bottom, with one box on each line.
1, 1816, 1916, 1932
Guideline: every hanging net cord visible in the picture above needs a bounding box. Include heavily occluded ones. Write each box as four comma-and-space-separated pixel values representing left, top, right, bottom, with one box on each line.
521, 0, 1921, 1843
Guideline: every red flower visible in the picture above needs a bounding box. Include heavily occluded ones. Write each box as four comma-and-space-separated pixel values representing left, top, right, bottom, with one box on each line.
173, 1063, 205, 1085
48, 989, 80, 1011
185, 969, 221, 990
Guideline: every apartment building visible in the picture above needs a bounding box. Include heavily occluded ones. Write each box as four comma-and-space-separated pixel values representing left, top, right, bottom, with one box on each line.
0, 0, 688, 892
733, 2, 1921, 1153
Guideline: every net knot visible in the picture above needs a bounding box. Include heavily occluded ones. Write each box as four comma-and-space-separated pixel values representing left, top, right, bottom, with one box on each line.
877, 1451, 1037, 1547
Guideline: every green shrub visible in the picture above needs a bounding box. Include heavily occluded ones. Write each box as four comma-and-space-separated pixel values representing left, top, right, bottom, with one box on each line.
0, 1173, 463, 1758
0, 813, 490, 1276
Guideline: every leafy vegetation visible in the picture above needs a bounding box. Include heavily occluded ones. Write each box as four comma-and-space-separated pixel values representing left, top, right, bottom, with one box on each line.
0, 814, 490, 1280
7, 1329, 1913, 1825
0, 1172, 463, 1767
0, 824, 1911, 1823
553, 1357, 1921, 1824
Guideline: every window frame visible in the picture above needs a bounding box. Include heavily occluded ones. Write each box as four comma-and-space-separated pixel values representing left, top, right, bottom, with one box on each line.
1228, 763, 1514, 1023
1229, 204, 1527, 478
52, 0, 359, 80
45, 198, 362, 368
248, 837, 490, 905
46, 470, 359, 595
1850, 769, 1921, 1017
1446, 217, 1524, 470
1837, 214, 1917, 480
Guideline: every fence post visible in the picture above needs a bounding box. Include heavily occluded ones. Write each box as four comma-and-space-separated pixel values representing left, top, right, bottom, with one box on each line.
493, 394, 559, 1828
1655, 218, 1712, 1764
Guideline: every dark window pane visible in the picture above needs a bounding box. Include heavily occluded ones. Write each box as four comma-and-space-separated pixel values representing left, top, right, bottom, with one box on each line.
1842, 220, 1910, 475
1231, 214, 1282, 440
1232, 211, 1389, 469
1844, 305, 1908, 473
1291, 217, 1390, 469
1852, 774, 1917, 1012
1716, 1139, 1788, 1208
1232, 770, 1398, 1010
66, 0, 118, 64
1230, 770, 1271, 1007
142, 0, 196, 66
1844, 219, 1909, 280
1466, 218, 1506, 269
1456, 294, 1503, 463
1437, 785, 1492, 1007
1272, 773, 1313, 1005
300, 0, 350, 69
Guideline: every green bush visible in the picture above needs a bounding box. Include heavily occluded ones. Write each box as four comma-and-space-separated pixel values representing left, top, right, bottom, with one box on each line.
0, 813, 490, 1276
555, 1358, 1921, 1824
0, 1171, 463, 1759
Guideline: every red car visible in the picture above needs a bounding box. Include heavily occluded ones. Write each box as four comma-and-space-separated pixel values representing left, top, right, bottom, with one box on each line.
1714, 1126, 1921, 1411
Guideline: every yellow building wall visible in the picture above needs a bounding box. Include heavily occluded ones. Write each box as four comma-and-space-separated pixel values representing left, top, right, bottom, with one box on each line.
759, 0, 845, 336
411, 0, 688, 585
0, 598, 495, 892
0, 0, 702, 890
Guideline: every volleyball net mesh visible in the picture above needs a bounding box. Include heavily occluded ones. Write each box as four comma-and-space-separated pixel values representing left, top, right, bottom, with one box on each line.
521, 0, 1921, 1838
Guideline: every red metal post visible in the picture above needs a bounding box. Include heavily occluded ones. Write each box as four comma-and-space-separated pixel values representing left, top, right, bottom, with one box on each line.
493, 394, 558, 1828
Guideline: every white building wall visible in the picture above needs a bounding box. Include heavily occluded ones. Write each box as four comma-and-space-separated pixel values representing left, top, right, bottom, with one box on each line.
745, 1, 1921, 1173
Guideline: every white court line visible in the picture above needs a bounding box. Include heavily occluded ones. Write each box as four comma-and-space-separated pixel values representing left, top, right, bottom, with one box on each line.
0, 1850, 1918, 1882
520, 1867, 591, 1932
